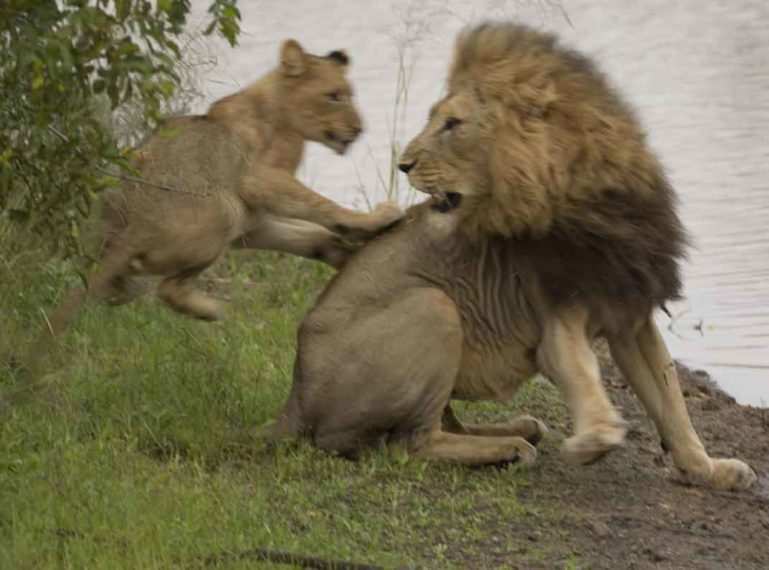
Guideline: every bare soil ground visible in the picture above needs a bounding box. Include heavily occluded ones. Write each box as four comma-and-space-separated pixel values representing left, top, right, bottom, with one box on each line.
506, 341, 769, 570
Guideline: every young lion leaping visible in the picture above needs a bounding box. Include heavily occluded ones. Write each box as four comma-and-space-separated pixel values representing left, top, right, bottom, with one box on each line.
47, 40, 402, 335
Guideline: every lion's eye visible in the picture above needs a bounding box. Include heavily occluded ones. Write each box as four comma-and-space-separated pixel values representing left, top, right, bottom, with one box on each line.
327, 91, 342, 102
443, 117, 462, 132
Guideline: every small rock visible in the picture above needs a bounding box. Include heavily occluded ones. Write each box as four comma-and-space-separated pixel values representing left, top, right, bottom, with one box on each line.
701, 398, 721, 411
646, 547, 668, 562
585, 519, 610, 538
526, 532, 540, 542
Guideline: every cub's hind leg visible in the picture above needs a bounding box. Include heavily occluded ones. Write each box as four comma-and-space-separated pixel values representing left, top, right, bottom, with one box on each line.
44, 240, 137, 340
105, 275, 151, 306
26, 240, 137, 371
156, 267, 222, 321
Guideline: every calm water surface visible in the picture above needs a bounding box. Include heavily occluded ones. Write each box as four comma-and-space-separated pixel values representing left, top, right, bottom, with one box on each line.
193, 0, 769, 406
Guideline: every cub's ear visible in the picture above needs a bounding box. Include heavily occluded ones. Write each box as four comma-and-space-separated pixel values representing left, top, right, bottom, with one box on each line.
326, 49, 350, 67
280, 39, 307, 77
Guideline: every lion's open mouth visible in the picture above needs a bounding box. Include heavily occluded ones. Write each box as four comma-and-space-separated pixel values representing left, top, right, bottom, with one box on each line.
324, 130, 354, 154
431, 192, 462, 213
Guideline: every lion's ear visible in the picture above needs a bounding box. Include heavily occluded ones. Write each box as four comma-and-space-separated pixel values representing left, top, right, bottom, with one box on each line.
326, 50, 350, 68
280, 39, 307, 77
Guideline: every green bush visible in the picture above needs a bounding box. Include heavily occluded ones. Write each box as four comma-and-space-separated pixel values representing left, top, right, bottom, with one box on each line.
0, 0, 240, 261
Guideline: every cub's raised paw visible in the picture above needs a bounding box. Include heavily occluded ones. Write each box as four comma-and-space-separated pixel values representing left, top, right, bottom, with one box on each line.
371, 202, 405, 230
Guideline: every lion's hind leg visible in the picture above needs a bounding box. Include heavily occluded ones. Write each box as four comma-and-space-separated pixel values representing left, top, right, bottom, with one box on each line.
297, 288, 538, 467
608, 317, 757, 490
442, 406, 547, 446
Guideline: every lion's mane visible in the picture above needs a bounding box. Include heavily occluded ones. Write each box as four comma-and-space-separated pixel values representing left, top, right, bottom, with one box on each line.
450, 23, 687, 319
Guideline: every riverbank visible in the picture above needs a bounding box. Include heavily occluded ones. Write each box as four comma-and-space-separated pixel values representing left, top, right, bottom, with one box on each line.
514, 344, 769, 569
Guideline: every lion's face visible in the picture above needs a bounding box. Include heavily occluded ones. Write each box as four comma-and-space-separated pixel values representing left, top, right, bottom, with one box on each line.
279, 40, 363, 155
398, 23, 670, 239
399, 90, 491, 209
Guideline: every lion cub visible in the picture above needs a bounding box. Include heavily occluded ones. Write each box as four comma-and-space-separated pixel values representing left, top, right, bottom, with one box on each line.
47, 40, 402, 334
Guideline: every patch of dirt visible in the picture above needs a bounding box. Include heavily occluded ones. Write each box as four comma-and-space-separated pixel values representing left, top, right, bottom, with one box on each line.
504, 341, 769, 569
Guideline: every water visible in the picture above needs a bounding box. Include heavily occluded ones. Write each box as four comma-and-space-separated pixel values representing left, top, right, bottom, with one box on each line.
191, 0, 769, 406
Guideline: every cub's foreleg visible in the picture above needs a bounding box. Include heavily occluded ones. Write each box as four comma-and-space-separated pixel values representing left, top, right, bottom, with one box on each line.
232, 214, 355, 269
239, 166, 403, 238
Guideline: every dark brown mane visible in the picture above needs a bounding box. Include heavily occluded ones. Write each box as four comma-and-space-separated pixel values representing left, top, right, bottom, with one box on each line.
513, 173, 687, 325
449, 22, 688, 323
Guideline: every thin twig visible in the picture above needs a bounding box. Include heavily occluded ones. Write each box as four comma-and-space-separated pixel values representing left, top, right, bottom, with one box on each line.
39, 307, 54, 338
46, 124, 212, 197
665, 307, 690, 340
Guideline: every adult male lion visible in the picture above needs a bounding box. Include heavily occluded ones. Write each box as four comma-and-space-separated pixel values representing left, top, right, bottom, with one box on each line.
273, 23, 756, 490
48, 39, 401, 333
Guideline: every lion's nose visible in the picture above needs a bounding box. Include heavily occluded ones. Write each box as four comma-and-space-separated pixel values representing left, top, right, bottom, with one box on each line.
398, 159, 416, 174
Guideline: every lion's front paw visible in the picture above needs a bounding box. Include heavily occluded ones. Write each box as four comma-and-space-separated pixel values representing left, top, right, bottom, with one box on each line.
563, 420, 627, 466
706, 458, 757, 491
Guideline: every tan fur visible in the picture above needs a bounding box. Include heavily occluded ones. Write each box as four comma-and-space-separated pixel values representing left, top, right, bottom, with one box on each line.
274, 24, 756, 491
44, 39, 402, 337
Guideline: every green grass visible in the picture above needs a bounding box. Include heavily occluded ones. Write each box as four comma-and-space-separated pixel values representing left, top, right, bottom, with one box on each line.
0, 236, 570, 569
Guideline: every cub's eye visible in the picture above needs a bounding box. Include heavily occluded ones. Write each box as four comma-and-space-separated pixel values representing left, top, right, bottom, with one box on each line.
327, 91, 342, 102
443, 117, 462, 132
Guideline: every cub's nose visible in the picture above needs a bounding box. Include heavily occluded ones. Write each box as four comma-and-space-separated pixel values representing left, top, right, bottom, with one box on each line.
398, 159, 416, 174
